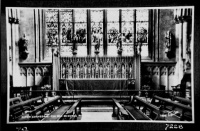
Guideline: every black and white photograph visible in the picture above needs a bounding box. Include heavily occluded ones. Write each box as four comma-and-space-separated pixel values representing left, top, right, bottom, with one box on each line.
1, 0, 200, 131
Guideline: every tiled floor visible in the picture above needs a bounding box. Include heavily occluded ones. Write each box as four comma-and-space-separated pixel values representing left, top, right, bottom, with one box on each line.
77, 106, 118, 121
78, 112, 118, 121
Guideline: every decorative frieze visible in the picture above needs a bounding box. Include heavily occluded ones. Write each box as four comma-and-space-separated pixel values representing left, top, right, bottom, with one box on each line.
60, 56, 135, 79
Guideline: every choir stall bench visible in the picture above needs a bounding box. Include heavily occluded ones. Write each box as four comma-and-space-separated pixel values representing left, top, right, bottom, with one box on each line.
9, 96, 44, 121
42, 98, 82, 121
151, 95, 192, 121
112, 98, 129, 120
123, 96, 161, 120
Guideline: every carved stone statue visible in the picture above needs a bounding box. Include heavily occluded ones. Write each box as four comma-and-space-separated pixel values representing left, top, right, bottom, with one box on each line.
95, 64, 99, 78
68, 65, 73, 78
122, 64, 125, 78
99, 64, 103, 78
129, 64, 132, 78
136, 27, 147, 55
84, 64, 87, 78
93, 30, 101, 54
76, 65, 80, 78
88, 66, 91, 78
116, 33, 123, 55
72, 34, 78, 55
91, 64, 95, 78
62, 65, 66, 78
114, 64, 117, 78
106, 64, 110, 78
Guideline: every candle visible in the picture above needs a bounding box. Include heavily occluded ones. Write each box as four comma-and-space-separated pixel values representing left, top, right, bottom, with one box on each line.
184, 8, 187, 16
8, 8, 11, 18
17, 9, 20, 19
178, 8, 181, 17
189, 8, 192, 16
12, 9, 16, 19
176, 9, 179, 17
16, 9, 18, 19
10, 9, 13, 18
182, 8, 185, 17
174, 9, 177, 18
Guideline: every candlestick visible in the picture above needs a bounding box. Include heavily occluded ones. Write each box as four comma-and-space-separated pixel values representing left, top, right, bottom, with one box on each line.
8, 8, 11, 18
174, 9, 177, 18
13, 9, 16, 19
10, 9, 13, 18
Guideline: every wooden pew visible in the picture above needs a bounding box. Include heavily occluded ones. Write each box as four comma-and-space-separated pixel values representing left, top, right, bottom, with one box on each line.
10, 86, 31, 100
124, 105, 151, 120
60, 98, 82, 120
123, 96, 161, 120
173, 96, 191, 106
29, 96, 61, 121
10, 97, 23, 106
42, 104, 71, 121
112, 98, 129, 120
43, 98, 82, 121
9, 96, 43, 121
151, 95, 192, 121
132, 96, 161, 120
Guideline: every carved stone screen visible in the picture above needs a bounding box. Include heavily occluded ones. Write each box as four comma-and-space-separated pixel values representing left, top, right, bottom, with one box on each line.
60, 56, 135, 79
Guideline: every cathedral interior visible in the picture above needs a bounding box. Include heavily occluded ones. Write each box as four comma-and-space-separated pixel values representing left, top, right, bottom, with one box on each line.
6, 7, 193, 122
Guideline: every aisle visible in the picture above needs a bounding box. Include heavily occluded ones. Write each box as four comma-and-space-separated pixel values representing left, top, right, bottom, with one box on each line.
77, 106, 118, 121
80, 112, 117, 121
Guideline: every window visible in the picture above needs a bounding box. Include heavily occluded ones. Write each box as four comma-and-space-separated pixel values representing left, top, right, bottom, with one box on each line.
60, 9, 73, 57
107, 9, 120, 56
136, 9, 149, 57
121, 9, 134, 56
45, 9, 59, 61
91, 10, 104, 56
44, 8, 149, 60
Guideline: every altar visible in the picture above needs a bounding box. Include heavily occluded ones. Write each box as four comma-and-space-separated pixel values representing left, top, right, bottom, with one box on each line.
53, 55, 141, 96
59, 79, 135, 96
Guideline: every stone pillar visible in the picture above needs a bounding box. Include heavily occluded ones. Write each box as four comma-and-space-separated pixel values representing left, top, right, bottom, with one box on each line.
9, 8, 20, 86
174, 8, 192, 83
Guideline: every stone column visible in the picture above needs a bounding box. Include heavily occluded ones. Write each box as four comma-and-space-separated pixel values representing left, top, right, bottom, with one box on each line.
174, 8, 192, 83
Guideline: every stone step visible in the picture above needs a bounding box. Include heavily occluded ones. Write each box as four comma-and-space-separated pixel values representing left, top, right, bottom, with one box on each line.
81, 107, 113, 112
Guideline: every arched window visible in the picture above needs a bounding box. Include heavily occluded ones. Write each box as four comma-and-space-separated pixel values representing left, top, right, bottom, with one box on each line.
44, 8, 150, 60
